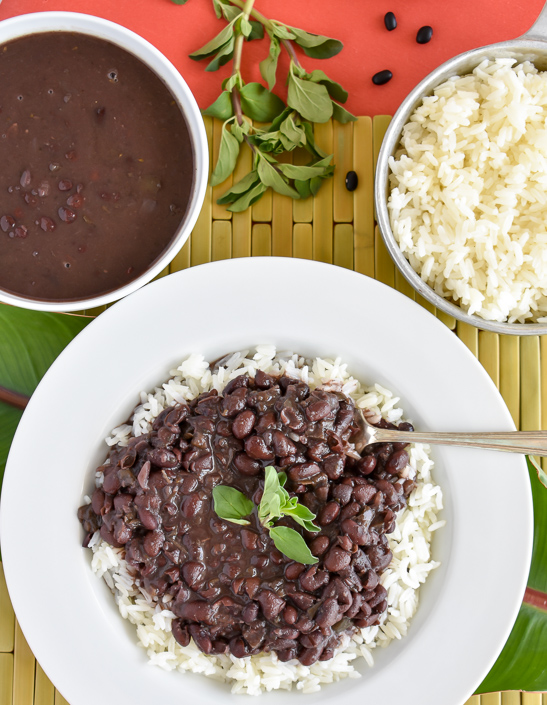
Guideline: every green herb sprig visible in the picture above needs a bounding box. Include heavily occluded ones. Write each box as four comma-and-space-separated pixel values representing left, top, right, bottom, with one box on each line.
212, 465, 319, 564
172, 0, 356, 211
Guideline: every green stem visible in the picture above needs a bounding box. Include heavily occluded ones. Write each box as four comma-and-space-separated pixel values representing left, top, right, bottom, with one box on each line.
228, 0, 302, 68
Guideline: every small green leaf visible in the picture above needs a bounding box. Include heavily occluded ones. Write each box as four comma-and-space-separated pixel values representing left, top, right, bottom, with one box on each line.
308, 69, 348, 103
279, 114, 306, 148
257, 155, 300, 198
278, 471, 287, 487
230, 118, 250, 143
528, 455, 547, 489
239, 16, 253, 38
282, 502, 320, 532
269, 526, 318, 565
302, 121, 328, 158
248, 20, 264, 41
206, 37, 235, 72
332, 101, 357, 124
277, 161, 332, 180
216, 170, 260, 204
260, 33, 281, 91
294, 178, 312, 199
289, 27, 343, 59
222, 73, 240, 92
239, 83, 285, 122
189, 20, 236, 60
287, 73, 333, 123
202, 91, 234, 120
211, 123, 240, 186
310, 175, 324, 196
226, 181, 268, 212
271, 22, 296, 40
212, 485, 253, 525
213, 0, 239, 20
171, 0, 190, 4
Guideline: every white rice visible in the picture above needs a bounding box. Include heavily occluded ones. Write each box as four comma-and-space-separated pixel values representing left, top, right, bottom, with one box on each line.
388, 58, 547, 324
87, 346, 444, 694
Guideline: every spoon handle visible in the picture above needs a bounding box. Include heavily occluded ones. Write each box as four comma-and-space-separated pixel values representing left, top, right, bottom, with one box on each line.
373, 429, 547, 456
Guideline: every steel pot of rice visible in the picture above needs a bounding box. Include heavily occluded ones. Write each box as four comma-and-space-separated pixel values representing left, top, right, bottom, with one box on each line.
375, 1, 547, 335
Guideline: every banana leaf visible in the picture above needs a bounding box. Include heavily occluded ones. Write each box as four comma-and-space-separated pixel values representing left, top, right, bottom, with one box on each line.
0, 305, 90, 487
476, 458, 547, 693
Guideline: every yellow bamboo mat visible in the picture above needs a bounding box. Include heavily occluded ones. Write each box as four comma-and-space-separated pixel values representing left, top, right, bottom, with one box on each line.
0, 115, 546, 704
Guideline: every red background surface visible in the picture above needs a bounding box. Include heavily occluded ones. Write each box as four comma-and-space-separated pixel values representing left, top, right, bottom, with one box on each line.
0, 0, 545, 117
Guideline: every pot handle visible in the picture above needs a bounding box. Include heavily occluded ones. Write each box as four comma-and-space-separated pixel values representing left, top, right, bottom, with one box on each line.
522, 0, 547, 40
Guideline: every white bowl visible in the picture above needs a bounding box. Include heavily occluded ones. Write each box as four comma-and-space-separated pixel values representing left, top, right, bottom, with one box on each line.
0, 258, 533, 705
0, 12, 208, 312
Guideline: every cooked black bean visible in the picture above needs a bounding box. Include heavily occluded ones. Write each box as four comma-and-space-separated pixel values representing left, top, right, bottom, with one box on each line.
79, 369, 414, 665
416, 25, 433, 44
384, 11, 397, 30
344, 170, 358, 192
372, 69, 393, 85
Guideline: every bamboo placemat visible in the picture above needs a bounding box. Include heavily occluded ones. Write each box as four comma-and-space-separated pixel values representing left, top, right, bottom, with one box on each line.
0, 115, 545, 704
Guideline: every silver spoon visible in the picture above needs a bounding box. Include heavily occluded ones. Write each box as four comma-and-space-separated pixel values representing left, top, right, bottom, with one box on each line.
355, 410, 547, 456
375, 1, 547, 336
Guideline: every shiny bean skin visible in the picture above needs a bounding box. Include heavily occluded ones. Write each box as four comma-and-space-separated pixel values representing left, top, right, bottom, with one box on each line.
318, 501, 340, 526
232, 410, 256, 439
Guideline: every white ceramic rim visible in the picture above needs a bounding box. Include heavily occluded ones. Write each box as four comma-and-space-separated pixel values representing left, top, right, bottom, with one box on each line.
0, 11, 208, 312
0, 258, 533, 705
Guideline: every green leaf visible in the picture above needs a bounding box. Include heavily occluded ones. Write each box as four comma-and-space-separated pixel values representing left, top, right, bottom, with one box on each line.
289, 27, 343, 59
476, 457, 547, 692
332, 102, 357, 124
258, 465, 285, 523
260, 33, 281, 91
269, 526, 318, 565
216, 170, 260, 204
248, 21, 264, 41
271, 22, 296, 40
294, 178, 312, 199
212, 485, 253, 525
171, 0, 190, 4
206, 37, 235, 72
189, 20, 236, 61
282, 503, 320, 532
278, 471, 287, 487
302, 121, 328, 158
211, 123, 241, 186
308, 69, 348, 103
239, 83, 285, 122
257, 155, 300, 198
202, 90, 234, 120
226, 181, 268, 212
239, 16, 252, 38
230, 118, 250, 143
0, 307, 90, 490
287, 74, 333, 123
279, 114, 306, 149
214, 0, 240, 22
277, 161, 332, 180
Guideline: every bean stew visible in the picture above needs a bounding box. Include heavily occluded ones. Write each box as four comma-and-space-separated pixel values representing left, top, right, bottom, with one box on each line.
78, 371, 415, 665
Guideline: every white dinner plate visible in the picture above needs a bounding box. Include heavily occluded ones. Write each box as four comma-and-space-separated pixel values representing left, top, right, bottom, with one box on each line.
1, 257, 533, 705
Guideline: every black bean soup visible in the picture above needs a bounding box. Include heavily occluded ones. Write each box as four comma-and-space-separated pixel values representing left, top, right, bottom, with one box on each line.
0, 32, 194, 302
79, 371, 415, 665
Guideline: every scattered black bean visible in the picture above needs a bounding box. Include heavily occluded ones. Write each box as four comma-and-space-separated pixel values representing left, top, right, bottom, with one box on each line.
372, 70, 393, 86
416, 26, 433, 44
384, 11, 397, 31
345, 170, 358, 192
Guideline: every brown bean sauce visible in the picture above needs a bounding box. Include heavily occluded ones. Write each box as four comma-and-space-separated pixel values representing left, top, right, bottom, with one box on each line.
78, 372, 416, 665
0, 32, 194, 302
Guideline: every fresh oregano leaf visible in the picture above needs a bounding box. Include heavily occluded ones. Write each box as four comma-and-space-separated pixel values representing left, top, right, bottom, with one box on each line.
211, 123, 240, 186
289, 27, 343, 59
257, 155, 300, 198
213, 0, 239, 21
171, 0, 190, 5
271, 22, 296, 41
308, 69, 348, 103
227, 181, 268, 212
230, 118, 250, 143
302, 121, 328, 158
212, 485, 253, 525
269, 526, 318, 565
239, 16, 253, 38
248, 20, 264, 41
260, 32, 281, 91
189, 19, 236, 61
280, 114, 306, 148
283, 503, 320, 532
202, 90, 234, 120
294, 178, 312, 199
332, 102, 357, 124
278, 471, 287, 487
206, 36, 235, 72
239, 83, 285, 122
287, 73, 333, 123
277, 161, 333, 180
216, 170, 260, 204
